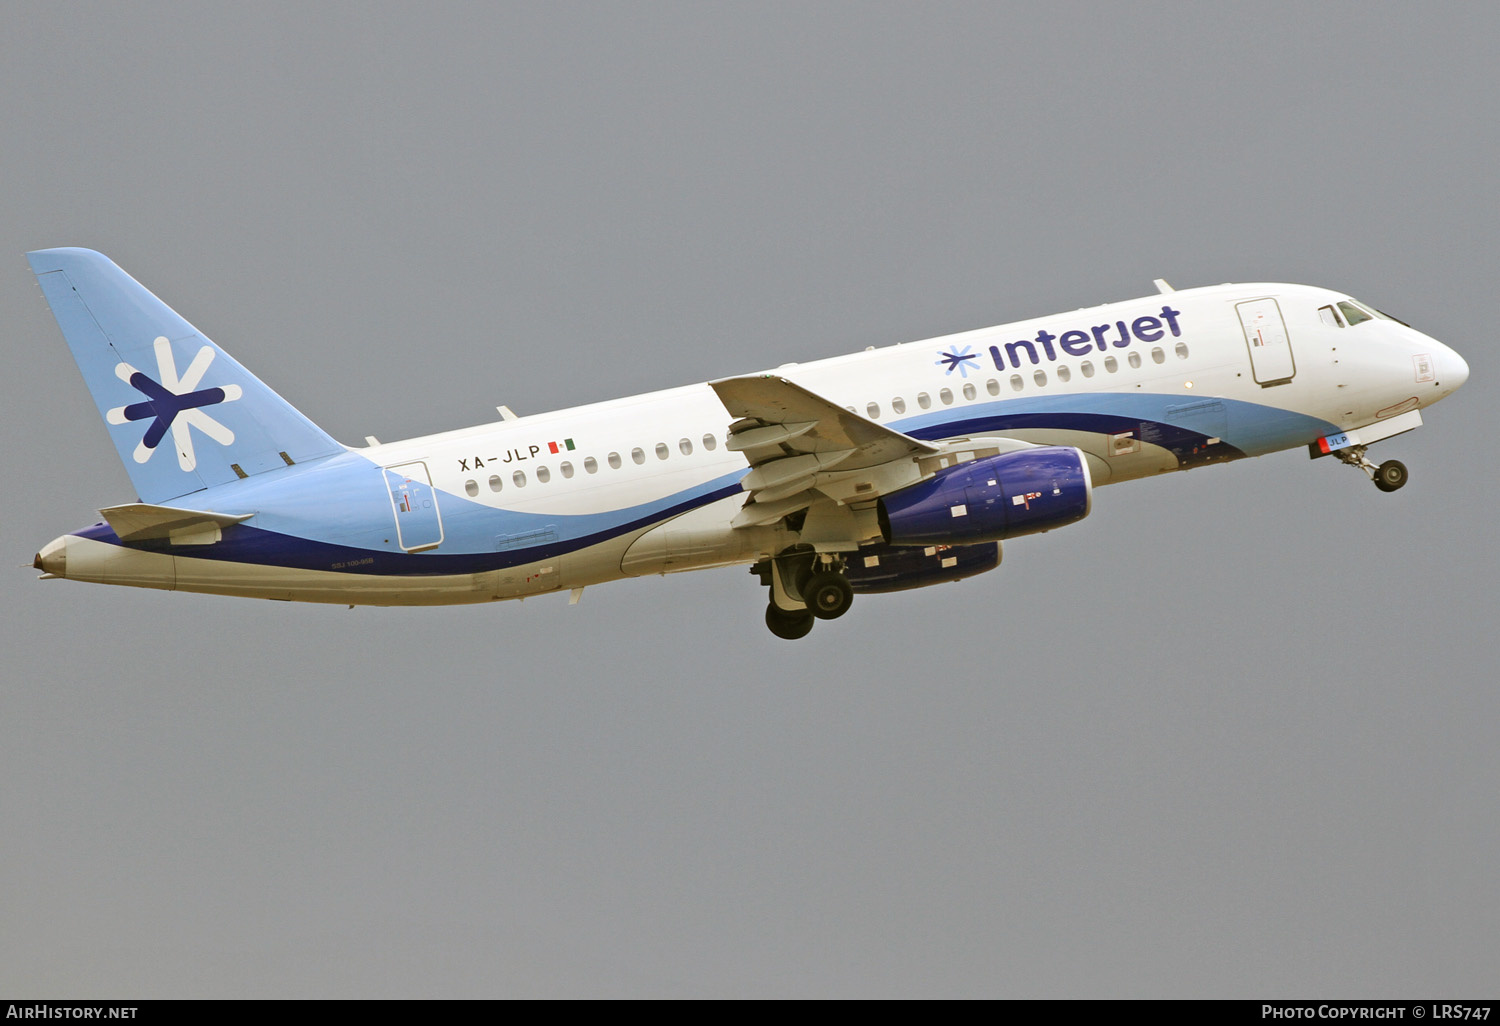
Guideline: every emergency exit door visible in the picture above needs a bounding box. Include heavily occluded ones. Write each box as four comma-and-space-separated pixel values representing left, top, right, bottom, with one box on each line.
1237, 298, 1295, 387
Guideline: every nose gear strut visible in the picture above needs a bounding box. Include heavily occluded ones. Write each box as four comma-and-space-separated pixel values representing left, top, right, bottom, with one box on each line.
1335, 445, 1409, 492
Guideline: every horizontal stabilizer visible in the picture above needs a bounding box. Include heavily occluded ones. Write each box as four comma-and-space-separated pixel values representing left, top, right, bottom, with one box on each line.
99, 503, 253, 545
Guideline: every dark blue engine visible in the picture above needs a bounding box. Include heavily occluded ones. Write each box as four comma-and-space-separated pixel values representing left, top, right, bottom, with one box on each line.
877, 446, 1092, 547
844, 540, 1001, 593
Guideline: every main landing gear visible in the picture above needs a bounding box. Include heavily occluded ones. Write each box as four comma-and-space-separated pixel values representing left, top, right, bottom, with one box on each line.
765, 603, 815, 640
802, 570, 854, 619
1335, 445, 1409, 493
755, 550, 854, 640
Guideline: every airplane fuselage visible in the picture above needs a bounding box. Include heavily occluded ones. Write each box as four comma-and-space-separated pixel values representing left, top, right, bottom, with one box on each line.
29, 251, 1468, 635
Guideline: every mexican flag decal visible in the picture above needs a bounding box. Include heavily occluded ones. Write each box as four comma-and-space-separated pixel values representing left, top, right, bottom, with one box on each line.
547, 439, 576, 454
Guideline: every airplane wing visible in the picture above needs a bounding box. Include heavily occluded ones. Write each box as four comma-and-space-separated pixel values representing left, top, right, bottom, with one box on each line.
710, 375, 942, 527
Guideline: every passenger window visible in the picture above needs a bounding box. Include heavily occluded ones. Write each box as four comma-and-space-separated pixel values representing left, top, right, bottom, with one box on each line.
1010, 374, 1024, 392
1081, 360, 1095, 377
465, 479, 478, 497
607, 452, 622, 470
513, 470, 527, 487
939, 388, 953, 405
917, 392, 931, 409
1057, 365, 1071, 382
1104, 355, 1118, 373
536, 465, 551, 483
702, 433, 717, 451
679, 438, 692, 455
1128, 352, 1141, 369
1338, 301, 1372, 326
867, 401, 880, 418
489, 474, 503, 492
655, 442, 669, 460
561, 461, 574, 478
1034, 369, 1047, 386
1151, 347, 1165, 364
891, 397, 906, 414
1319, 304, 1343, 328
962, 382, 976, 401
986, 378, 1000, 397
1175, 342, 1189, 359
584, 456, 599, 474
631, 447, 646, 465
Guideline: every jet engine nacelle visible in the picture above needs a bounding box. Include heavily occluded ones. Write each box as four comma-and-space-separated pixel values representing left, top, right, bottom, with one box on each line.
845, 540, 1001, 594
877, 446, 1092, 547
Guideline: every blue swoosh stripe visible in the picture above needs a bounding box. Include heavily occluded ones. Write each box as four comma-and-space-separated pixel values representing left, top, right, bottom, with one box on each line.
80, 481, 746, 575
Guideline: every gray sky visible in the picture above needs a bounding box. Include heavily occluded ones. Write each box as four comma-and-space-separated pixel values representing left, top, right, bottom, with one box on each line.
3, 1, 1496, 998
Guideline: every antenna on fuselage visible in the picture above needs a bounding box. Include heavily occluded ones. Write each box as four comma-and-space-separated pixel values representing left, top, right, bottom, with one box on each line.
1153, 278, 1174, 293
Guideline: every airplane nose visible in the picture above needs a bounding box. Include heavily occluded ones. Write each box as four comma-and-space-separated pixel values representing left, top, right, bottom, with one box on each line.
1446, 347, 1470, 391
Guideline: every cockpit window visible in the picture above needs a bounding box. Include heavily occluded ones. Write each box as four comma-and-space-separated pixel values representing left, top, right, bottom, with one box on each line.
1327, 297, 1412, 328
1337, 301, 1373, 327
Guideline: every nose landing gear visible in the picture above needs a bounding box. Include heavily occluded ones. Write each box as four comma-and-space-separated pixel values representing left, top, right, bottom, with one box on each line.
1335, 445, 1408, 492
1372, 459, 1409, 492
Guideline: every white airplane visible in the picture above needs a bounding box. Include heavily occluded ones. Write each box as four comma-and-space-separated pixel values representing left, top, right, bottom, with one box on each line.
29, 248, 1468, 638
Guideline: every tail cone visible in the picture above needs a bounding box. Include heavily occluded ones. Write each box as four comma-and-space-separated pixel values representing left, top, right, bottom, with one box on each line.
34, 536, 66, 577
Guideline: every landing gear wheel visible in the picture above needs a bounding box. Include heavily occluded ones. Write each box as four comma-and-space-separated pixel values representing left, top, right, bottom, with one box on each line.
802, 571, 854, 620
1373, 459, 1408, 492
765, 604, 815, 640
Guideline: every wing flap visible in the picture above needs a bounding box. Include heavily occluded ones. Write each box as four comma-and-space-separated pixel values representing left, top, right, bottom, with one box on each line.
710, 374, 943, 527
729, 489, 822, 529
712, 375, 939, 470
726, 421, 818, 451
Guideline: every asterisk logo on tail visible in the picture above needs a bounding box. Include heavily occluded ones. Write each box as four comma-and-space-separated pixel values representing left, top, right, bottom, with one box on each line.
105, 336, 242, 471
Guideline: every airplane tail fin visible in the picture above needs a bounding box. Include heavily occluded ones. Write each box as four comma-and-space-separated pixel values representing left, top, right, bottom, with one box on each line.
28, 248, 343, 504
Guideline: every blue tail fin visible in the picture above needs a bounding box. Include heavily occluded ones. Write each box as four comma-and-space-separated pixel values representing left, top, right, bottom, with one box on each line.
28, 248, 343, 503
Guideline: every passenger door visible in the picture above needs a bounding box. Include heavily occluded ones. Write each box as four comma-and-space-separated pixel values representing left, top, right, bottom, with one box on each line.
383, 461, 444, 552
1237, 298, 1296, 387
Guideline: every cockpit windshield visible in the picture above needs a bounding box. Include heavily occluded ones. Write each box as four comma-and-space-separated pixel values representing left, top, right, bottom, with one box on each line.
1319, 298, 1407, 329
1338, 301, 1372, 326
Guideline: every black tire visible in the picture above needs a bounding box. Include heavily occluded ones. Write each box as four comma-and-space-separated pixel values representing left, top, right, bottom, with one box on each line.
802, 571, 854, 620
1374, 459, 1408, 492
765, 603, 815, 640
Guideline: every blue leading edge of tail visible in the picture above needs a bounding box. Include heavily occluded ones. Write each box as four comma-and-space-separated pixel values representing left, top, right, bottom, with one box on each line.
27, 248, 342, 505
